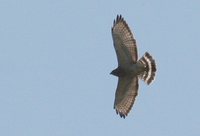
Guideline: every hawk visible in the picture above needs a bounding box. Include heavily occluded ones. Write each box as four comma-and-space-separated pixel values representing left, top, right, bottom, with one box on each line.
110, 15, 156, 118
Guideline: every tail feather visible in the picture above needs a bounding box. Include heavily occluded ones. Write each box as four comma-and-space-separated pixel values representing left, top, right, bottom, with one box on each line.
139, 52, 156, 85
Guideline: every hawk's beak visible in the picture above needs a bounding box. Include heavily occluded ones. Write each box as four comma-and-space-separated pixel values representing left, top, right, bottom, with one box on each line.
110, 70, 114, 75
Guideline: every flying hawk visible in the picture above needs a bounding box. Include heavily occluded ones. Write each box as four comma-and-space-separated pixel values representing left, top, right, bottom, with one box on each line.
110, 15, 156, 118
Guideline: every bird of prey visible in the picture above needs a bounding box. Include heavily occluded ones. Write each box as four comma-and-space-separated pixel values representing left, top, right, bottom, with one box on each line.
110, 15, 156, 118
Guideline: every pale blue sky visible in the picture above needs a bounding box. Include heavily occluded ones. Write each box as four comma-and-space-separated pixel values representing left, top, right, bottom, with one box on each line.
0, 0, 200, 136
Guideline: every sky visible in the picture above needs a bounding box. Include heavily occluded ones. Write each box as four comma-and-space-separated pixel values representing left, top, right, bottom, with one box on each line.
0, 0, 200, 135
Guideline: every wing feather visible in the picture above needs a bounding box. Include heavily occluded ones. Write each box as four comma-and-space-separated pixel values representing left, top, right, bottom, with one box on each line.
114, 77, 139, 118
112, 15, 138, 68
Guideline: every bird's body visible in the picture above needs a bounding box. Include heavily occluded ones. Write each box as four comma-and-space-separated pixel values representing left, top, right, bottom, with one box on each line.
111, 15, 156, 118
111, 63, 145, 77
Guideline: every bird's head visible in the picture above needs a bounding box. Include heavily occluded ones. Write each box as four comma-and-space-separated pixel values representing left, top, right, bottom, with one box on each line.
110, 67, 121, 77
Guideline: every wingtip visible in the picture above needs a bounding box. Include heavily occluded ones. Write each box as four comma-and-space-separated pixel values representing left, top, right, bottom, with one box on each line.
115, 109, 127, 119
120, 113, 126, 119
113, 14, 124, 25
116, 14, 123, 21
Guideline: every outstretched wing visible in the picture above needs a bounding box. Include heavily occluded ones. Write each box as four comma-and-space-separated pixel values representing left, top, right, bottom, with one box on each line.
114, 77, 139, 118
112, 15, 138, 68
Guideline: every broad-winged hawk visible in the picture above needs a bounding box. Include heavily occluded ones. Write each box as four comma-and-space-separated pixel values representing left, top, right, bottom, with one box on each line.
111, 15, 156, 118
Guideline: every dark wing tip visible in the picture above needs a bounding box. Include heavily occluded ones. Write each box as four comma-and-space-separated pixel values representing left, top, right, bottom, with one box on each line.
116, 14, 123, 21
119, 112, 126, 119
112, 14, 124, 31
112, 15, 132, 38
115, 109, 127, 119
114, 14, 124, 25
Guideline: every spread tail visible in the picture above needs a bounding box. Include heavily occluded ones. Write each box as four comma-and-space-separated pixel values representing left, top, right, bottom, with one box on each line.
139, 52, 156, 85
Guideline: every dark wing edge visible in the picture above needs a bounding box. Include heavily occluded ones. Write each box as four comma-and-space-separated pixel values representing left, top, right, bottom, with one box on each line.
111, 15, 138, 65
114, 77, 139, 118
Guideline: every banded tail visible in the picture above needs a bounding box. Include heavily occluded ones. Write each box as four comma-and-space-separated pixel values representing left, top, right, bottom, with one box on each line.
139, 52, 156, 85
